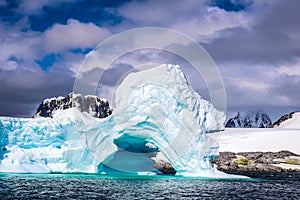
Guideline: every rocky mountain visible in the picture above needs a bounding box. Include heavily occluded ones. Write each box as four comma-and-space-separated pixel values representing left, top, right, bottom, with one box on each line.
270, 111, 300, 128
33, 93, 112, 118
225, 111, 272, 128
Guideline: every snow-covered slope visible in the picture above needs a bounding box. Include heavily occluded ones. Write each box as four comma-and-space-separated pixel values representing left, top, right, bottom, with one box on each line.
33, 93, 112, 118
209, 128, 300, 154
210, 112, 300, 154
0, 64, 226, 177
210, 111, 300, 157
225, 111, 272, 128
271, 112, 300, 128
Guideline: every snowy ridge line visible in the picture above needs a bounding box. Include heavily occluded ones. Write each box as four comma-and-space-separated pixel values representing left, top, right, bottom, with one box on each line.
271, 111, 300, 128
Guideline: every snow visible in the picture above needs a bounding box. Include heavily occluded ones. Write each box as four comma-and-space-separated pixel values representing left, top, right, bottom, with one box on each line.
211, 112, 300, 154
0, 64, 226, 177
273, 163, 300, 170
43, 96, 64, 103
276, 112, 300, 128
209, 128, 300, 154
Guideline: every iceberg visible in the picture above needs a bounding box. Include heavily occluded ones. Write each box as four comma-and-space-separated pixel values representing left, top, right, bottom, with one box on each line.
0, 64, 228, 177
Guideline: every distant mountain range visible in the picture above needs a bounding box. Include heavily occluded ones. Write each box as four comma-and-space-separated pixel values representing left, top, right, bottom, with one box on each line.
225, 111, 272, 128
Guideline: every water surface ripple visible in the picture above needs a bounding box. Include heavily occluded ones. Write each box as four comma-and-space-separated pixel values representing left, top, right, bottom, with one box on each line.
0, 172, 299, 199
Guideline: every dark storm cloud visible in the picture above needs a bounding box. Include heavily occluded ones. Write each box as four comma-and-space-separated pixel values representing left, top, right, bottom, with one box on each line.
0, 0, 119, 117
204, 0, 300, 66
99, 63, 135, 86
0, 0, 299, 118
0, 68, 74, 117
72, 63, 135, 98
268, 75, 300, 105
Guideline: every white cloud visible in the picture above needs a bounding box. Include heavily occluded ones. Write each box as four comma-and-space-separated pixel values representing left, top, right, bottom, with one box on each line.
0, 21, 43, 71
118, 0, 204, 23
0, 60, 17, 71
228, 77, 269, 91
43, 19, 111, 53
277, 62, 300, 76
170, 7, 253, 42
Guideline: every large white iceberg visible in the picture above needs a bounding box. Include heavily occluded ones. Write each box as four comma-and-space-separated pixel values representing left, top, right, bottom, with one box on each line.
0, 64, 227, 177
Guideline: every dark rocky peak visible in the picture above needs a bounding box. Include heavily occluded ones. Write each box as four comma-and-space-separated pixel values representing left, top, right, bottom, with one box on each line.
33, 93, 112, 118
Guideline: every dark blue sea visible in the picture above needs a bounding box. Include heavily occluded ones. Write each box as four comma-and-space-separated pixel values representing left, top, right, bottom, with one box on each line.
0, 172, 299, 199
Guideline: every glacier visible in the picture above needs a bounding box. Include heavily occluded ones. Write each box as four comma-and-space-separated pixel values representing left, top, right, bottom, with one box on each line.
0, 64, 229, 177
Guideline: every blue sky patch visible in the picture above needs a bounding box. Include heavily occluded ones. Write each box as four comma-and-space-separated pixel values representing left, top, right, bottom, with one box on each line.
210, 0, 252, 12
36, 54, 57, 71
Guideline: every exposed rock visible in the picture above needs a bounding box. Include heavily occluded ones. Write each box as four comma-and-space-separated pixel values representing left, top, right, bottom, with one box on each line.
153, 160, 176, 175
212, 151, 300, 173
212, 160, 238, 172
33, 93, 112, 119
237, 152, 263, 160
152, 150, 300, 174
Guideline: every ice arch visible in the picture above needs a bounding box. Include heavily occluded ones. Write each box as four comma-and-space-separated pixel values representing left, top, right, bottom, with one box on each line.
82, 64, 226, 176
0, 65, 227, 177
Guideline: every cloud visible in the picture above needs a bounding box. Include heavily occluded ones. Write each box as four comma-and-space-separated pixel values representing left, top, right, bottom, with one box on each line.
0, 17, 111, 116
116, 0, 253, 41
43, 19, 111, 53
268, 75, 300, 106
118, 0, 202, 24
1, 60, 18, 71
115, 0, 299, 67
203, 0, 300, 65
0, 20, 43, 71
0, 0, 299, 119
220, 61, 300, 119
277, 62, 300, 76
0, 68, 74, 117
170, 7, 253, 42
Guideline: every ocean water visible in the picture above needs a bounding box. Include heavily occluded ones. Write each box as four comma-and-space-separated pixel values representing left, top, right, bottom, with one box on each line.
0, 172, 299, 199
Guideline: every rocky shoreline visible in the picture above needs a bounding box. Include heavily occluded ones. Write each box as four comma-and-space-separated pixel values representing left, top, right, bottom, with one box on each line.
211, 150, 300, 173
153, 150, 300, 175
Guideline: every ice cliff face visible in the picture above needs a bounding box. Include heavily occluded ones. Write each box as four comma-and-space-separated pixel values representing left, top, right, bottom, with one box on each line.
33, 93, 112, 118
0, 64, 227, 177
226, 111, 272, 128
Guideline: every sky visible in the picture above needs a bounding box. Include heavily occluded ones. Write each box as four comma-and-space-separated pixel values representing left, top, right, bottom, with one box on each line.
0, 0, 299, 121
